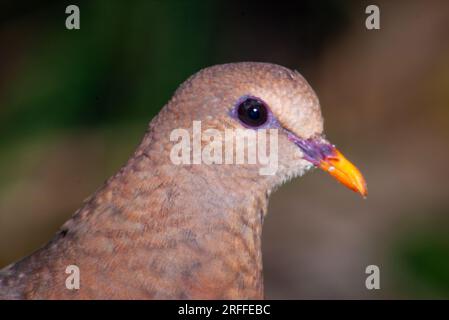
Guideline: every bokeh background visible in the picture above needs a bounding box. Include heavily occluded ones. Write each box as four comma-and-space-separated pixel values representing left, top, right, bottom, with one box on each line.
1, 0, 449, 299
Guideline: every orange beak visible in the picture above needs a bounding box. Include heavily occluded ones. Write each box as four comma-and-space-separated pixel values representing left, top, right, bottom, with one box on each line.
316, 148, 368, 198
288, 135, 367, 198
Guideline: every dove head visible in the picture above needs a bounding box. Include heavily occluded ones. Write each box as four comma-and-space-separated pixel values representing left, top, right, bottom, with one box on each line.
154, 62, 366, 197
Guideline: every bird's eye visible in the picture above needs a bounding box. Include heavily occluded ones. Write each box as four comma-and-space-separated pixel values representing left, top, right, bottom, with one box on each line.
237, 97, 268, 127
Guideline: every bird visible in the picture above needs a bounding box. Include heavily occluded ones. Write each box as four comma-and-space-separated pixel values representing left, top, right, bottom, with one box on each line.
0, 62, 366, 299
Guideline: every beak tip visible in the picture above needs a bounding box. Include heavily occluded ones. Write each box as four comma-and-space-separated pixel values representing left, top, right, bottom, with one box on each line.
360, 189, 368, 199
356, 180, 368, 199
318, 148, 368, 199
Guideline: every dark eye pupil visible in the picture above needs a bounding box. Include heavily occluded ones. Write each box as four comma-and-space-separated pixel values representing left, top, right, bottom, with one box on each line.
237, 98, 268, 127
248, 107, 260, 120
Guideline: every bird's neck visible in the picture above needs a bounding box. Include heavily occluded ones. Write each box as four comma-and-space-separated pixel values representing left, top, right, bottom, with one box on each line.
68, 146, 270, 299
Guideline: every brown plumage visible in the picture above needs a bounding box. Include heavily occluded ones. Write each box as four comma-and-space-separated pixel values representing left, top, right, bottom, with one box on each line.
0, 62, 366, 299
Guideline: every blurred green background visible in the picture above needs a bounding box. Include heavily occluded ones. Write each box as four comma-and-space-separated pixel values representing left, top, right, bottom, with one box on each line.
1, 0, 449, 299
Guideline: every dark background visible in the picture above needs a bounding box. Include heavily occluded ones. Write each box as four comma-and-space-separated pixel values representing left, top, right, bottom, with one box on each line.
1, 0, 448, 298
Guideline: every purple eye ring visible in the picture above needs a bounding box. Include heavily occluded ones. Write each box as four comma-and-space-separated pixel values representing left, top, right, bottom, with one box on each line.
229, 95, 279, 129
